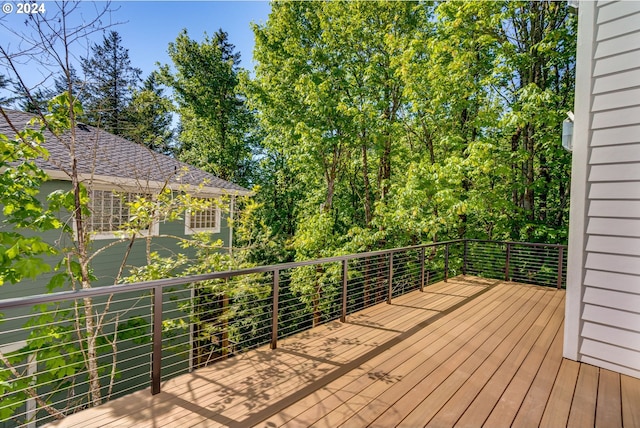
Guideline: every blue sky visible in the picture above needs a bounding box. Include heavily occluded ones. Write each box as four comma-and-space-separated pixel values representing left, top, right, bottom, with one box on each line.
0, 1, 272, 91
111, 1, 272, 77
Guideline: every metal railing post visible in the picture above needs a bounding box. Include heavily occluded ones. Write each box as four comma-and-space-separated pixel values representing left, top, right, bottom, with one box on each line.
152, 285, 162, 395
420, 248, 425, 292
387, 253, 394, 304
444, 244, 449, 283
271, 269, 279, 349
505, 243, 511, 282
463, 240, 468, 276
341, 260, 348, 322
221, 280, 229, 358
557, 247, 564, 289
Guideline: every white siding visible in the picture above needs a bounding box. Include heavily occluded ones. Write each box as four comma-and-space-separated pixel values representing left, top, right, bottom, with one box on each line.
597, 13, 640, 40
588, 163, 640, 181
592, 68, 640, 93
587, 217, 640, 237
592, 88, 640, 111
588, 200, 640, 218
566, 0, 640, 379
589, 144, 640, 164
586, 235, 640, 257
589, 182, 640, 200
591, 106, 640, 128
584, 270, 640, 294
594, 31, 640, 58
597, 1, 640, 24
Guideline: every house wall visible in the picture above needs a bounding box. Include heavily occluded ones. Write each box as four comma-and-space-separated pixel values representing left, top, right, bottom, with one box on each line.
565, 0, 640, 379
0, 179, 234, 350
1, 180, 233, 295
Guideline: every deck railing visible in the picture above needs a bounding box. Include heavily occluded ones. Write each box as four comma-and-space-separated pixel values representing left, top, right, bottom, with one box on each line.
0, 240, 566, 427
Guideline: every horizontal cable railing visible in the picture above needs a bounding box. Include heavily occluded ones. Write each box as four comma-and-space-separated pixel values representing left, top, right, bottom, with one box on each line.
0, 240, 565, 427
464, 240, 567, 288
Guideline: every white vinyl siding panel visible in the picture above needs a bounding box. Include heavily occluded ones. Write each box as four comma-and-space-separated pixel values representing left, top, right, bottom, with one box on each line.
588, 200, 640, 218
584, 270, 640, 294
593, 49, 640, 76
582, 322, 640, 353
583, 0, 640, 375
580, 338, 640, 373
595, 32, 640, 58
591, 124, 640, 147
585, 253, 640, 276
587, 217, 640, 237
586, 235, 640, 257
592, 89, 640, 111
589, 163, 640, 181
583, 287, 640, 313
582, 304, 640, 336
597, 1, 640, 24
591, 106, 640, 129
589, 182, 640, 199
597, 12, 640, 41
593, 69, 640, 94
590, 144, 640, 164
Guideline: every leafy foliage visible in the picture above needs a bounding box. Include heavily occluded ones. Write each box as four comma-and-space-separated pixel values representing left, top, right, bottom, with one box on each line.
0, 111, 61, 286
160, 29, 258, 187
123, 73, 175, 154
249, 0, 576, 264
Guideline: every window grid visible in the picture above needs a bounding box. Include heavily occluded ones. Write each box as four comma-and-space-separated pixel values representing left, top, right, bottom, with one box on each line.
189, 204, 218, 230
88, 190, 147, 234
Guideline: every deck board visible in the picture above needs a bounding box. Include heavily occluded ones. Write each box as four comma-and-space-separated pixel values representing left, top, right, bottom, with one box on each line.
426, 290, 560, 426
338, 284, 529, 428
451, 289, 565, 427
539, 358, 580, 427
46, 277, 640, 428
396, 286, 548, 427
622, 374, 640, 427
308, 284, 524, 426
567, 363, 599, 428
265, 280, 511, 427
511, 313, 566, 428
596, 369, 622, 428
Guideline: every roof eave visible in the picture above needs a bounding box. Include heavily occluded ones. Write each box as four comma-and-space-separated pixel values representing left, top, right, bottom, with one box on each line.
44, 169, 252, 197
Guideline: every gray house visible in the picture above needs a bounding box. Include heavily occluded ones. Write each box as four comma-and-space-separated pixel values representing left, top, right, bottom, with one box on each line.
565, 0, 640, 379
0, 109, 250, 297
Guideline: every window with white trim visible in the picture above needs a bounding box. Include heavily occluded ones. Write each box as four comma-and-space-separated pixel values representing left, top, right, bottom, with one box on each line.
185, 199, 221, 235
85, 189, 158, 240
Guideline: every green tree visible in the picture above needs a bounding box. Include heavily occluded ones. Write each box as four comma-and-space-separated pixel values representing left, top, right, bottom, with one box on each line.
81, 30, 142, 135
249, 0, 575, 263
420, 1, 576, 242
250, 1, 428, 255
122, 72, 175, 154
15, 66, 88, 114
160, 29, 256, 186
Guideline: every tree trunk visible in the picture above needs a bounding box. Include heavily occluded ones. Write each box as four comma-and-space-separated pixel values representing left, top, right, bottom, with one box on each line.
362, 142, 372, 226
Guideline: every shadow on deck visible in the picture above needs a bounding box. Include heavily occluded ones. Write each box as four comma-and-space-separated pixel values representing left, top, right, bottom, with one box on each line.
48, 276, 640, 428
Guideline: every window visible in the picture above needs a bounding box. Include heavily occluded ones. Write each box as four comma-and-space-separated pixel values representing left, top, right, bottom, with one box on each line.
85, 189, 158, 240
185, 200, 221, 235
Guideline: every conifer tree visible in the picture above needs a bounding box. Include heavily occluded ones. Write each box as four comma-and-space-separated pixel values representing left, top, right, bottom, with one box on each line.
81, 30, 141, 135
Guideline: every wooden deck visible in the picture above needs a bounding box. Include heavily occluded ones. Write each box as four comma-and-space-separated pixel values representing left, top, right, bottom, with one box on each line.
49, 276, 640, 427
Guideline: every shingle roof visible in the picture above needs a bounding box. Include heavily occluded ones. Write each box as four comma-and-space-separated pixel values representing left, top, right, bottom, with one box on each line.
1, 109, 248, 194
